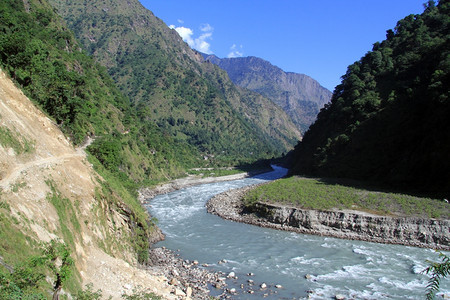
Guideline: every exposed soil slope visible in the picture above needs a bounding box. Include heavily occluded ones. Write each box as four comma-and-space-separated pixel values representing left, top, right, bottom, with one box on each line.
0, 69, 194, 299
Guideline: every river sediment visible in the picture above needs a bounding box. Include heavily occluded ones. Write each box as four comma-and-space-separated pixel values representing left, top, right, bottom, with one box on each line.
206, 185, 450, 251
145, 247, 231, 299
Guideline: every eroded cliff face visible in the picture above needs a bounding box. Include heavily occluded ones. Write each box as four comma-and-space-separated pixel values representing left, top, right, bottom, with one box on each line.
207, 186, 449, 251
248, 203, 449, 250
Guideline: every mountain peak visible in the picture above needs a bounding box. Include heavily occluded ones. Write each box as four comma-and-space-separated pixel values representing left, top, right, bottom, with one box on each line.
203, 54, 332, 132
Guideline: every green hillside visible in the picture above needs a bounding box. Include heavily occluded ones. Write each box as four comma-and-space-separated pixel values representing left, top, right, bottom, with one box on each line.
0, 0, 200, 187
290, 1, 450, 196
47, 0, 301, 165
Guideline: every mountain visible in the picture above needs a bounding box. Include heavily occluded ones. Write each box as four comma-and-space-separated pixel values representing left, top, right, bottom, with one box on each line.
0, 0, 209, 189
289, 1, 450, 196
47, 0, 302, 163
203, 54, 332, 132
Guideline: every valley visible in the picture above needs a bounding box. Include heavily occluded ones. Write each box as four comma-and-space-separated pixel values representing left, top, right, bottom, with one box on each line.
0, 0, 449, 299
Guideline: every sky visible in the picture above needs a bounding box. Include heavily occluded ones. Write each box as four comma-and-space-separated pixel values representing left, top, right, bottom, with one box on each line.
140, 0, 427, 92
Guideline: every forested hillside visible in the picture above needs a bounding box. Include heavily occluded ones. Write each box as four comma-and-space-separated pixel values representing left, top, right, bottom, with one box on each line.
204, 54, 332, 132
290, 0, 450, 196
48, 0, 301, 164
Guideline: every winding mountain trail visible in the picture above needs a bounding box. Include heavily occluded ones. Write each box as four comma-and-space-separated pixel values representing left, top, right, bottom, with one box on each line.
0, 152, 84, 190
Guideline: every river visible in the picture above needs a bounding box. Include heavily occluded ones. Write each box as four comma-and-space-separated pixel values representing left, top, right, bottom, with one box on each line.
146, 166, 449, 299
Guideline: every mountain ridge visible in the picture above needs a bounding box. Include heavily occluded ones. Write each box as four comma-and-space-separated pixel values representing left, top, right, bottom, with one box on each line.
48, 0, 301, 163
203, 54, 332, 132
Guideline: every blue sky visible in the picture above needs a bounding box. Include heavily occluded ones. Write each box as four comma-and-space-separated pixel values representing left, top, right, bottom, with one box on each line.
140, 1, 426, 91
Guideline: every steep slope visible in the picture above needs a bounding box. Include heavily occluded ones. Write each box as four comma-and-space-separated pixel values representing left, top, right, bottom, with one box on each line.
0, 69, 172, 299
204, 55, 332, 132
48, 0, 301, 163
0, 0, 208, 188
290, 1, 450, 196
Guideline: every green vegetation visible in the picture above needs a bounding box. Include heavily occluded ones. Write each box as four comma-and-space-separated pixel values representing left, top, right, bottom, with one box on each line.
0, 0, 189, 265
122, 288, 162, 300
290, 1, 450, 196
46, 180, 81, 249
41, 240, 75, 299
44, 180, 83, 292
0, 0, 197, 185
0, 240, 74, 299
0, 0, 120, 145
186, 160, 274, 178
0, 126, 35, 154
11, 181, 27, 193
0, 207, 40, 270
75, 284, 162, 300
74, 284, 103, 300
187, 168, 245, 178
48, 0, 299, 165
0, 241, 162, 299
424, 252, 450, 300
243, 176, 449, 219
87, 154, 155, 264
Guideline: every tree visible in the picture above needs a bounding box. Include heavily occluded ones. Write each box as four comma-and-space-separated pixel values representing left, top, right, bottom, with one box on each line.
40, 240, 74, 300
423, 252, 450, 300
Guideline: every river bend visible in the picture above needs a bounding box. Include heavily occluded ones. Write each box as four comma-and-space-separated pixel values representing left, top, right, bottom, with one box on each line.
146, 167, 449, 299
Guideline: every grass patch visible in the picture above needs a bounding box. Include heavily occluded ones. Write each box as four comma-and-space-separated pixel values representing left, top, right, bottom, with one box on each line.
11, 181, 27, 193
44, 179, 82, 293
186, 160, 273, 178
45, 179, 81, 249
0, 212, 40, 267
87, 153, 155, 264
0, 126, 35, 154
243, 176, 449, 219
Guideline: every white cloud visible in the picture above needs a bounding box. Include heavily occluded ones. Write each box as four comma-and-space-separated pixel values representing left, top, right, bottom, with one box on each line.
177, 19, 184, 24
170, 26, 195, 45
169, 23, 214, 54
200, 23, 213, 32
227, 44, 244, 58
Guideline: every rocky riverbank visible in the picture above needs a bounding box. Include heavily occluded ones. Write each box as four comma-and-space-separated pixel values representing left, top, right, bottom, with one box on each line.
207, 185, 450, 251
145, 247, 231, 299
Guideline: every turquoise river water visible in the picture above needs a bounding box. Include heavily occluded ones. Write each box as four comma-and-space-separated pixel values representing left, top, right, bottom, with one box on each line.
146, 166, 449, 299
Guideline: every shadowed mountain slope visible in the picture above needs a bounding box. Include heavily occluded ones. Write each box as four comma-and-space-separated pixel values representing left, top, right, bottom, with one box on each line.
289, 1, 450, 196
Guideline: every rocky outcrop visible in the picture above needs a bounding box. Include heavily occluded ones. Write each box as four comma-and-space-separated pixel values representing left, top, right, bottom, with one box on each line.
207, 186, 450, 250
